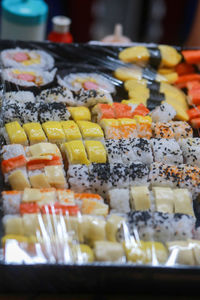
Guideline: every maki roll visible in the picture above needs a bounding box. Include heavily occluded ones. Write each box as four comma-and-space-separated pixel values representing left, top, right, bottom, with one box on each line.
151, 138, 183, 165
61, 140, 90, 165
36, 86, 74, 104
150, 103, 176, 123
1, 121, 28, 145
42, 121, 66, 144
84, 140, 107, 163
118, 118, 138, 139
178, 138, 200, 167
108, 188, 130, 213
4, 91, 35, 104
130, 186, 151, 211
4, 102, 39, 124
68, 106, 91, 121
134, 116, 152, 139
38, 103, 70, 122
152, 122, 175, 139
1, 48, 54, 70
128, 162, 149, 186
23, 123, 47, 145
104, 139, 123, 164
170, 121, 193, 140
74, 89, 113, 107
67, 164, 92, 193
76, 121, 104, 141
60, 121, 82, 141
128, 138, 153, 165
2, 68, 56, 91
100, 119, 121, 139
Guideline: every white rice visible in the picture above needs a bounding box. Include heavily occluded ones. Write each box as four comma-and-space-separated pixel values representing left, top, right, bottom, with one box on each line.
150, 103, 176, 122
2, 191, 22, 215
4, 91, 35, 104
1, 144, 26, 160
108, 188, 130, 213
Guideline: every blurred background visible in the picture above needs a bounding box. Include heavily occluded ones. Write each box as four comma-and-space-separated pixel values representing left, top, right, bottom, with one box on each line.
0, 0, 199, 45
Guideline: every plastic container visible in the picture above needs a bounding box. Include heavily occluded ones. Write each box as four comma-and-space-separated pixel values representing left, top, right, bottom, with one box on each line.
1, 0, 48, 41
48, 16, 73, 43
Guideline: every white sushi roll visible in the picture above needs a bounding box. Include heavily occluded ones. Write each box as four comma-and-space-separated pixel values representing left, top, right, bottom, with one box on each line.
36, 86, 74, 104
110, 163, 130, 189
108, 188, 130, 213
1, 144, 26, 160
151, 138, 183, 165
68, 164, 92, 193
2, 190, 22, 215
129, 162, 149, 187
150, 103, 176, 122
2, 67, 57, 88
38, 103, 70, 122
128, 138, 153, 165
1, 48, 54, 70
103, 139, 123, 164
4, 91, 35, 104
178, 138, 200, 167
4, 102, 39, 124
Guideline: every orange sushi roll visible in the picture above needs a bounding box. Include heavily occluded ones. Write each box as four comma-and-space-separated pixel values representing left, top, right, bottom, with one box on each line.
134, 115, 152, 139
92, 103, 115, 122
118, 118, 137, 138
113, 103, 132, 118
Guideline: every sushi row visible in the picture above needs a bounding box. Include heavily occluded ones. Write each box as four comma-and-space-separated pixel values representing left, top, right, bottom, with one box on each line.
109, 186, 194, 216
2, 188, 108, 217
2, 210, 200, 265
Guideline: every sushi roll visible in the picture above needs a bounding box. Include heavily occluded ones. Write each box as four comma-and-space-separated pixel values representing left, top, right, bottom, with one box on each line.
1, 48, 54, 70
60, 121, 82, 141
4, 91, 35, 104
26, 142, 62, 157
38, 103, 70, 122
129, 186, 151, 211
1, 121, 28, 145
170, 121, 193, 140
151, 138, 183, 164
100, 119, 121, 139
134, 116, 152, 139
81, 215, 106, 246
112, 103, 132, 119
4, 102, 39, 124
129, 138, 153, 165
150, 103, 176, 123
1, 144, 26, 160
68, 106, 91, 121
92, 103, 115, 123
36, 86, 74, 104
58, 72, 115, 93
129, 162, 149, 187
61, 140, 90, 165
118, 118, 138, 139
119, 45, 182, 68
94, 241, 125, 262
84, 140, 107, 163
152, 122, 175, 139
2, 68, 56, 91
152, 187, 174, 214
166, 241, 195, 266
67, 164, 91, 193
179, 165, 200, 195
178, 138, 200, 167
108, 188, 130, 213
23, 123, 47, 145
110, 163, 130, 189
173, 189, 194, 216
149, 162, 183, 188
77, 121, 104, 141
81, 197, 109, 216
74, 89, 113, 107
103, 139, 123, 164
42, 121, 65, 144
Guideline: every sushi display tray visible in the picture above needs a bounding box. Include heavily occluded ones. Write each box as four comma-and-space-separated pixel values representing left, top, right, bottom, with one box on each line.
0, 39, 200, 294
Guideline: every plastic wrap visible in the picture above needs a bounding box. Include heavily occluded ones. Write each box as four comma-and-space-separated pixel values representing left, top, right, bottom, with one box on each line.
1, 40, 200, 292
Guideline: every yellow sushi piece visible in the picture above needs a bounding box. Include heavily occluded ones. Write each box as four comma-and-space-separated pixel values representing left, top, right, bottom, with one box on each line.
56, 189, 75, 205
44, 165, 66, 189
161, 72, 178, 84
2, 234, 28, 246
128, 86, 149, 102
106, 215, 125, 242
134, 115, 152, 139
152, 187, 174, 214
8, 170, 30, 190
100, 119, 121, 139
122, 99, 147, 105
29, 174, 51, 188
68, 106, 91, 121
42, 121, 65, 143
23, 122, 47, 144
84, 140, 107, 163
63, 140, 90, 165
118, 118, 137, 139
5, 121, 28, 145
77, 121, 104, 140
119, 46, 150, 63
124, 240, 168, 264
166, 241, 195, 266
173, 189, 194, 216
28, 143, 61, 157
4, 216, 24, 235
158, 45, 182, 68
60, 121, 82, 141
130, 186, 151, 210
71, 244, 94, 263
158, 68, 175, 75
81, 198, 109, 216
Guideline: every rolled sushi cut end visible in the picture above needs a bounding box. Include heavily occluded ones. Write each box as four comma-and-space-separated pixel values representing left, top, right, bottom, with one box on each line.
38, 103, 70, 123
60, 121, 82, 141
4, 102, 39, 124
1, 48, 54, 70
130, 186, 151, 211
108, 188, 130, 213
178, 138, 200, 167
2, 121, 28, 145
100, 119, 121, 139
42, 121, 65, 144
23, 122, 47, 144
77, 121, 104, 140
36, 86, 74, 104
68, 106, 91, 121
62, 140, 90, 165
150, 103, 176, 122
84, 140, 107, 163
4, 91, 35, 104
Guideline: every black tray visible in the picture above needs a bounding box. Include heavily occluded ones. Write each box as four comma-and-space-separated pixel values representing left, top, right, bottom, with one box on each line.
0, 40, 199, 295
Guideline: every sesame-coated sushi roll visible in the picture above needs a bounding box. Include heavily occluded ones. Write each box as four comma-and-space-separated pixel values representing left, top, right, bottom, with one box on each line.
4, 91, 35, 104
129, 162, 149, 187
171, 213, 196, 241
110, 163, 130, 189
108, 188, 130, 213
149, 162, 183, 188
23, 123, 47, 145
39, 103, 70, 123
74, 89, 113, 107
178, 138, 200, 167
1, 48, 54, 70
100, 119, 121, 139
152, 122, 175, 139
150, 103, 176, 122
129, 138, 153, 165
151, 138, 183, 165
1, 121, 28, 145
179, 165, 200, 195
67, 164, 91, 193
170, 121, 193, 140
36, 86, 74, 104
68, 106, 91, 121
103, 139, 123, 164
153, 211, 174, 243
4, 102, 39, 124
